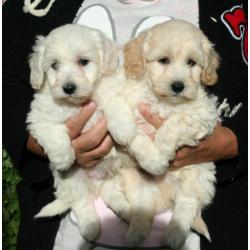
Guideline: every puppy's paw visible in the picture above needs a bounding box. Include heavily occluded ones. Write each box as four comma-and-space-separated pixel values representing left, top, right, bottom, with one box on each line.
50, 146, 75, 171
79, 217, 101, 242
164, 222, 188, 250
110, 198, 131, 222
126, 225, 150, 247
111, 123, 136, 146
107, 98, 137, 145
137, 153, 169, 176
130, 135, 169, 175
142, 159, 169, 176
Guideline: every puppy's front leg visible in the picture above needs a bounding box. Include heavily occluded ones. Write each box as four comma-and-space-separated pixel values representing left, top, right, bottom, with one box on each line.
28, 122, 75, 171
129, 112, 216, 175
154, 114, 208, 170
105, 98, 169, 175
105, 98, 177, 175
129, 133, 168, 175
106, 97, 137, 145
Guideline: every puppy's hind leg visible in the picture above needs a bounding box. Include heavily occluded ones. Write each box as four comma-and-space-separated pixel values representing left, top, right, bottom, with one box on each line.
101, 177, 131, 222
164, 195, 198, 249
72, 199, 101, 242
126, 206, 154, 247
125, 176, 156, 247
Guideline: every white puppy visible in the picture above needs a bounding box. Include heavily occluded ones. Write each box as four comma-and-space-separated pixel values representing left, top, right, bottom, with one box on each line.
95, 19, 220, 248
26, 24, 136, 241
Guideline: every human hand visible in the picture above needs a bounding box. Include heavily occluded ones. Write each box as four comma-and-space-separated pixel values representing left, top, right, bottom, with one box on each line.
27, 102, 114, 168
138, 103, 238, 170
66, 102, 114, 168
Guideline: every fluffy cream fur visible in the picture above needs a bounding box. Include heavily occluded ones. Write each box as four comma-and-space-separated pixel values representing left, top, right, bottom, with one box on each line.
94, 20, 220, 248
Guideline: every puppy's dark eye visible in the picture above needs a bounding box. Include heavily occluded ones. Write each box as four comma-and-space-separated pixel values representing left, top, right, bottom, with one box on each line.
158, 57, 170, 65
187, 59, 196, 67
51, 61, 59, 70
78, 59, 89, 66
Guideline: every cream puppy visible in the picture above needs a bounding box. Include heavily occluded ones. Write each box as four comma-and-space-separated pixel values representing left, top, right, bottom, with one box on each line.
97, 19, 220, 248
26, 24, 135, 241
121, 20, 220, 176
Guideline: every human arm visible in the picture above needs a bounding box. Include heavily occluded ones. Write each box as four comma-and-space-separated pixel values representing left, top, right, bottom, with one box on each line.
67, 102, 114, 168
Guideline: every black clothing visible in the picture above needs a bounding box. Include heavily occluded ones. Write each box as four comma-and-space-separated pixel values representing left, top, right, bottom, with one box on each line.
3, 0, 247, 249
199, 2, 248, 250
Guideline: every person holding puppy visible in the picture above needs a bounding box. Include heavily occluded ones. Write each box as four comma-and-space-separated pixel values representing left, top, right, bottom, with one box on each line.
3, 0, 247, 250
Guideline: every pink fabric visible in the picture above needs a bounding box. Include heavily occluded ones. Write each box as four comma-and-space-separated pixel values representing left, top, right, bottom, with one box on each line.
94, 198, 172, 247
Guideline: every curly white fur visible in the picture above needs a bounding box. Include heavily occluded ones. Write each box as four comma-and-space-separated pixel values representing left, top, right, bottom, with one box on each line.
27, 24, 135, 241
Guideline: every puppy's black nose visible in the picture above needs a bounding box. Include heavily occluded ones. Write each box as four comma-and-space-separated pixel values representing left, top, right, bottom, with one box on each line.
63, 83, 76, 95
171, 81, 185, 93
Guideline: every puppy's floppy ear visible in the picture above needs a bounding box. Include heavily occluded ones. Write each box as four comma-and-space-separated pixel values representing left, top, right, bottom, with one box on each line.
29, 35, 46, 90
100, 35, 118, 75
124, 32, 146, 79
201, 37, 220, 86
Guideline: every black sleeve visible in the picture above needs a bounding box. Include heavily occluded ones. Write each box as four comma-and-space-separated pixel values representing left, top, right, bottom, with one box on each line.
214, 104, 247, 184
3, 0, 84, 183
199, 1, 248, 184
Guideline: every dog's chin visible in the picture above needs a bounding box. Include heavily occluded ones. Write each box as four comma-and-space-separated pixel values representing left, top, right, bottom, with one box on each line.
158, 93, 193, 104
57, 96, 91, 106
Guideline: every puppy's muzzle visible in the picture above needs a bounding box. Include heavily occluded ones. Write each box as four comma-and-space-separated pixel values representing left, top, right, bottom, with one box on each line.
171, 81, 185, 94
63, 82, 76, 95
